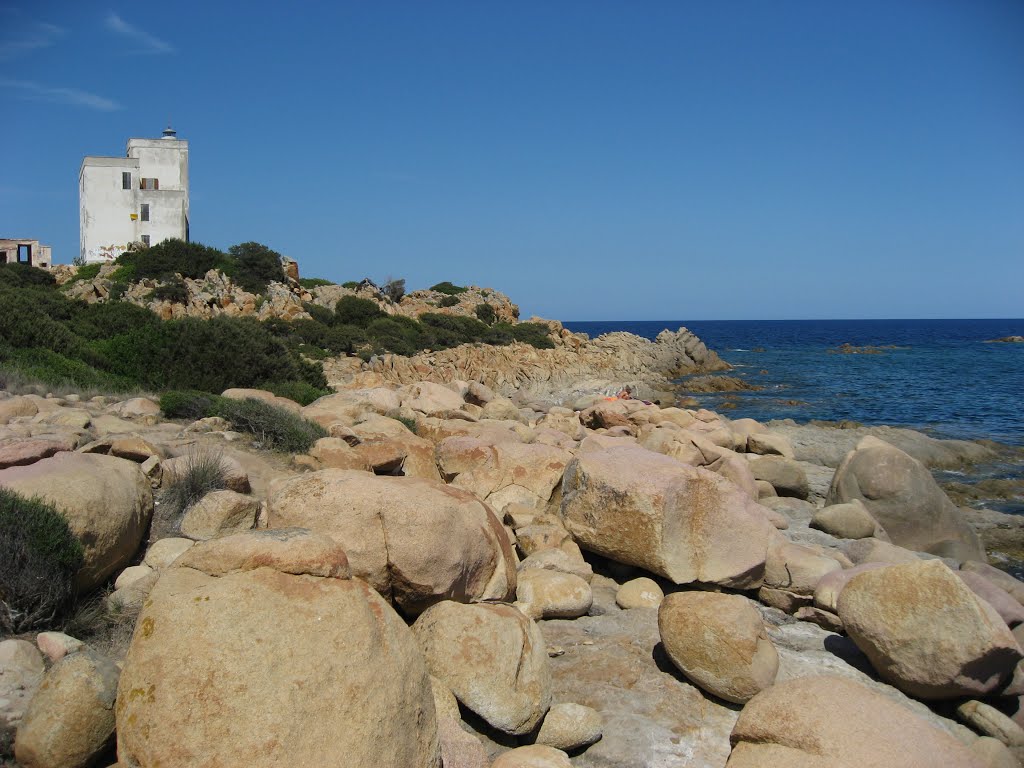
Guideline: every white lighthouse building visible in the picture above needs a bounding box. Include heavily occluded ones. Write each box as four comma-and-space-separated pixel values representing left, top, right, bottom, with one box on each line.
79, 126, 189, 264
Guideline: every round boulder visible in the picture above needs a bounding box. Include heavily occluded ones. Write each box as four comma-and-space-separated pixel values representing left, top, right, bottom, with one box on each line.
15, 649, 119, 768
536, 702, 602, 751
516, 569, 593, 620
267, 470, 516, 614
413, 601, 552, 736
837, 559, 1022, 699
658, 591, 778, 704
0, 453, 152, 591
615, 577, 664, 609
116, 531, 439, 768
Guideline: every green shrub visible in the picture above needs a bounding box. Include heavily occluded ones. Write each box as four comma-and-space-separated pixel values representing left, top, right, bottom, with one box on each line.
302, 302, 335, 326
439, 295, 460, 308
512, 322, 556, 349
430, 281, 468, 295
215, 397, 327, 452
300, 277, 335, 289
0, 290, 88, 358
262, 380, 330, 406
66, 263, 102, 284
366, 316, 426, 357
323, 324, 367, 355
0, 488, 85, 634
103, 316, 327, 393
121, 238, 231, 281
0, 348, 133, 392
474, 303, 496, 324
152, 276, 189, 304
159, 390, 220, 420
419, 313, 490, 348
75, 301, 161, 340
156, 450, 229, 536
0, 262, 56, 289
228, 242, 285, 294
335, 295, 385, 327
341, 281, 360, 289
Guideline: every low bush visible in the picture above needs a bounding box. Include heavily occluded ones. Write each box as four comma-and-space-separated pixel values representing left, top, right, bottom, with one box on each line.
67, 263, 102, 284
262, 380, 330, 406
475, 303, 496, 324
430, 281, 468, 295
382, 277, 406, 303
366, 316, 426, 357
419, 313, 490, 348
299, 277, 335, 289
156, 450, 229, 535
335, 295, 385, 327
0, 262, 56, 288
0, 488, 85, 634
439, 295, 460, 308
227, 242, 285, 294
215, 397, 327, 452
159, 389, 220, 419
152, 276, 189, 304
302, 301, 335, 326
512, 322, 556, 349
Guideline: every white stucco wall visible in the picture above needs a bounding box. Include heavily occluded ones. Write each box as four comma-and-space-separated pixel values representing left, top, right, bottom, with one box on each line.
79, 135, 189, 264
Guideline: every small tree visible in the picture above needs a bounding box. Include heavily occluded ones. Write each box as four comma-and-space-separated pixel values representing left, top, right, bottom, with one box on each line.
474, 303, 496, 325
382, 277, 406, 303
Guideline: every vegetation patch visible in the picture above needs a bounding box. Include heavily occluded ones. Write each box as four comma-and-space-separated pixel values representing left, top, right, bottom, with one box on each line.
155, 450, 229, 537
0, 488, 85, 634
214, 397, 327, 452
299, 277, 335, 289
430, 281, 468, 295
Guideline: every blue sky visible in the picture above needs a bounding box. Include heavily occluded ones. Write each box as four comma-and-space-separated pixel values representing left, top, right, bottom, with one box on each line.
2, 1, 1022, 320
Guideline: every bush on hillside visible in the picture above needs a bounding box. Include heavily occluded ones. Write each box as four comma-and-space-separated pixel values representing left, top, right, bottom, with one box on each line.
302, 301, 335, 326
0, 348, 133, 392
102, 316, 327, 393
115, 238, 230, 281
511, 322, 556, 349
66, 263, 102, 284
215, 397, 327, 452
335, 295, 385, 327
152, 276, 189, 304
299, 277, 335, 289
0, 262, 56, 289
418, 313, 490, 348
227, 242, 285, 294
75, 301, 161, 340
366, 316, 426, 357
159, 390, 220, 420
430, 281, 468, 295
0, 488, 85, 634
439, 295, 460, 308
475, 303, 497, 324
262, 380, 330, 406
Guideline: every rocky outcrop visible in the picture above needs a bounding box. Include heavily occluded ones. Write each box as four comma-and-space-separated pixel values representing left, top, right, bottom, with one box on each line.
325, 327, 730, 400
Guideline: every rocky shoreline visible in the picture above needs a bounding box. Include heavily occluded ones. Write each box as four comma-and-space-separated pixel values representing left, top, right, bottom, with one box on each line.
2, 328, 1024, 768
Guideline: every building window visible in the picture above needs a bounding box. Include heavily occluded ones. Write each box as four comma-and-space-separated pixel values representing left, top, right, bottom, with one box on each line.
140, 178, 159, 190
141, 235, 151, 247
140, 204, 150, 222
17, 244, 31, 264
122, 172, 132, 189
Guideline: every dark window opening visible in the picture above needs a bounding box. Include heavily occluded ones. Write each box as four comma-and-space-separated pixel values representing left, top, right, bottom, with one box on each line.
185, 216, 190, 243
122, 172, 132, 190
140, 204, 150, 222
17, 244, 31, 264
141, 235, 151, 247
140, 178, 159, 190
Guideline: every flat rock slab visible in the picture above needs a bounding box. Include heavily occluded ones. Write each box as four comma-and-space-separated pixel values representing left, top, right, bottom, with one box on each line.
0, 436, 76, 469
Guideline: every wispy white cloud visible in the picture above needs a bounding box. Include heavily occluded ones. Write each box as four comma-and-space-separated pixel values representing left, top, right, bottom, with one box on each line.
0, 78, 121, 111
0, 16, 65, 61
104, 11, 174, 54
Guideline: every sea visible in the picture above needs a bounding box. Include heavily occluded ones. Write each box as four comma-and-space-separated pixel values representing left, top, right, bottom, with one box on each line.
565, 319, 1024, 518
